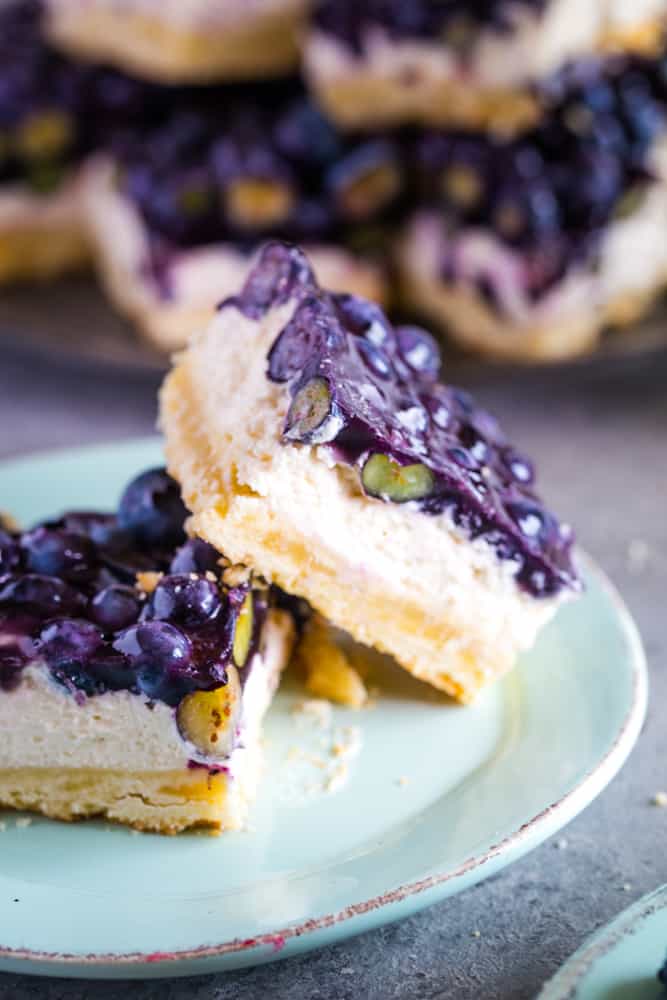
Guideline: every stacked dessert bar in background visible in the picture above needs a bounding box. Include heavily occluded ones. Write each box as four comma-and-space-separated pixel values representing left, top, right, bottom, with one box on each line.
306, 0, 667, 360
2, 0, 667, 361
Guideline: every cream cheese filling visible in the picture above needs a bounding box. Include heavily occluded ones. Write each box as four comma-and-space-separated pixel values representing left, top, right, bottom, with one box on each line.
0, 611, 289, 772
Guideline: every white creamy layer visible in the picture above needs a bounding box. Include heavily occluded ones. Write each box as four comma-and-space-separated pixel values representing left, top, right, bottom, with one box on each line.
45, 0, 307, 31
0, 172, 84, 231
308, 0, 665, 91
403, 177, 667, 325
0, 610, 290, 772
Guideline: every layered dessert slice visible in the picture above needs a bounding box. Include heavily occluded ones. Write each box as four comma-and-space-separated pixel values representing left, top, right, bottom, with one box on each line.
161, 243, 581, 703
44, 0, 309, 83
83, 88, 398, 350
305, 0, 667, 132
0, 467, 295, 833
397, 53, 667, 361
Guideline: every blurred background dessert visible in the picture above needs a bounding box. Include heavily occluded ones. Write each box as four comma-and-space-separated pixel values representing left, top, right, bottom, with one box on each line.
2, 0, 667, 366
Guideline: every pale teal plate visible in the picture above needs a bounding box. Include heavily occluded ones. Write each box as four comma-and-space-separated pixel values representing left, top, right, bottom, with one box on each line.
0, 439, 648, 979
538, 885, 667, 999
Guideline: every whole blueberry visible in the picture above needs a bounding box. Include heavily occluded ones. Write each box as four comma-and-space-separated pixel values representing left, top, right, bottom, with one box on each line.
0, 612, 38, 690
169, 538, 221, 575
21, 527, 95, 581
39, 618, 105, 667
396, 326, 441, 378
117, 468, 187, 550
89, 584, 143, 633
0, 574, 84, 617
0, 530, 22, 576
61, 511, 129, 549
144, 574, 222, 627
39, 618, 107, 695
113, 620, 193, 704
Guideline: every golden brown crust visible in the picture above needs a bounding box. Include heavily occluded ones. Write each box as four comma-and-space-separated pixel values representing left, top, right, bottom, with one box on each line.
307, 17, 667, 132
46, 3, 307, 83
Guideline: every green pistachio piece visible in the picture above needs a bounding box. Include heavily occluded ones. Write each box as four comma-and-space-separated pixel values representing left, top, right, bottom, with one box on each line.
361, 453, 436, 503
284, 377, 343, 444
232, 593, 254, 668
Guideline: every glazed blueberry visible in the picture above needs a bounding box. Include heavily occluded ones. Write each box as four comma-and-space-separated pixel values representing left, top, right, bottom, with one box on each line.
117, 468, 187, 550
60, 511, 129, 549
21, 527, 95, 582
396, 326, 441, 378
0, 612, 37, 690
89, 583, 143, 632
0, 573, 84, 616
143, 574, 222, 627
169, 538, 221, 575
0, 530, 22, 576
39, 618, 107, 695
113, 621, 194, 705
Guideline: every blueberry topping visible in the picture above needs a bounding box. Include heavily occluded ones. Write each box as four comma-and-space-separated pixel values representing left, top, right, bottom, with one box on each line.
251, 243, 579, 597
89, 584, 143, 632
0, 574, 84, 617
38, 618, 106, 695
0, 530, 22, 576
143, 574, 222, 627
362, 453, 436, 503
0, 465, 279, 715
169, 538, 221, 575
117, 468, 188, 550
113, 621, 193, 705
21, 527, 95, 582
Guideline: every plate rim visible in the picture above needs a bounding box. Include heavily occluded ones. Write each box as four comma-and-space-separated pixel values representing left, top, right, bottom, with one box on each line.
0, 439, 649, 975
537, 883, 667, 999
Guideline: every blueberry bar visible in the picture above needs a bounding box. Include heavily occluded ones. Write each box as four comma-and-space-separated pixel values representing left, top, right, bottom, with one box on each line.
44, 0, 309, 84
84, 88, 397, 350
0, 0, 170, 286
161, 243, 580, 702
0, 1, 89, 283
0, 468, 295, 834
305, 0, 667, 132
397, 53, 667, 361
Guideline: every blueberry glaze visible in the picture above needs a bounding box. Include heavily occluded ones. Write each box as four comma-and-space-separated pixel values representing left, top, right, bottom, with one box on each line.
0, 468, 268, 704
230, 243, 579, 598
314, 0, 549, 53
412, 53, 667, 300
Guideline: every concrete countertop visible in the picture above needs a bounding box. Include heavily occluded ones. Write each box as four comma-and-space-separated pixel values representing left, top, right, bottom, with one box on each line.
0, 350, 665, 1000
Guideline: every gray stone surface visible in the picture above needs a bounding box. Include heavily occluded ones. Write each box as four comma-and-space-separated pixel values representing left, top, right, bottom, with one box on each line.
0, 350, 666, 1000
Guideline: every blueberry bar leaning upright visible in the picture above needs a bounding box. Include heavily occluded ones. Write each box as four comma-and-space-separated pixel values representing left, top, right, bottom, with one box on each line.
161, 243, 581, 702
305, 0, 667, 132
0, 468, 295, 833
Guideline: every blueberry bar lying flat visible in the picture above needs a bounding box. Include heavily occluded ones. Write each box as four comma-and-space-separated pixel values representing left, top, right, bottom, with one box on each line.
0, 468, 295, 834
83, 90, 396, 349
305, 0, 667, 132
161, 243, 581, 703
397, 54, 667, 361
45, 0, 308, 83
